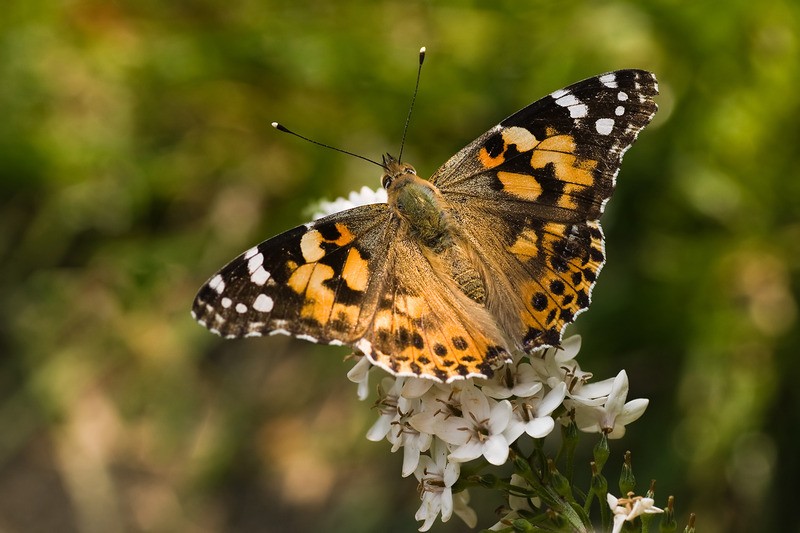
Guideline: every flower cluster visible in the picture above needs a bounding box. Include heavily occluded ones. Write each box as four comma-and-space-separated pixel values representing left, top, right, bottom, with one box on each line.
348, 335, 649, 531
314, 187, 651, 530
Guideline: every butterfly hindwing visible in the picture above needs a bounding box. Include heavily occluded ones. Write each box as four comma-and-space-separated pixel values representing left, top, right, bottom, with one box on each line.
355, 233, 511, 382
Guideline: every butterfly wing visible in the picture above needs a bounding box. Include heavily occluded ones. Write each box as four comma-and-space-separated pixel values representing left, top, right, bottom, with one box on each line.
432, 69, 658, 350
192, 204, 395, 343
193, 203, 510, 381
355, 231, 510, 382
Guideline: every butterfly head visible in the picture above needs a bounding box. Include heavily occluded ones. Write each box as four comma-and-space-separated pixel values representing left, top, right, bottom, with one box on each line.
381, 154, 418, 190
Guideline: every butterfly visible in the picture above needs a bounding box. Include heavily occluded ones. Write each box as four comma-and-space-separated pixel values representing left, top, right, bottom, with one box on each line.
192, 69, 658, 383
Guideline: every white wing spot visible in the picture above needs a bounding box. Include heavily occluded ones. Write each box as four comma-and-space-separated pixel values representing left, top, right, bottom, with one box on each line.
235, 303, 248, 313
270, 328, 291, 337
247, 253, 264, 274
599, 73, 618, 88
553, 93, 588, 118
615, 105, 625, 116
209, 275, 225, 294
244, 247, 259, 260
555, 93, 580, 107
251, 266, 270, 286
618, 91, 629, 101
221, 297, 232, 308
253, 293, 274, 312
297, 334, 319, 343
568, 104, 588, 119
595, 118, 615, 135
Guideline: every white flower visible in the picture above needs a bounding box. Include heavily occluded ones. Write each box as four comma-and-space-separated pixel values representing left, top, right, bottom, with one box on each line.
414, 439, 461, 531
568, 375, 617, 407
400, 377, 435, 399
366, 377, 403, 442
366, 377, 433, 476
529, 335, 585, 384
490, 474, 540, 530
312, 185, 387, 219
452, 489, 477, 529
607, 492, 664, 533
391, 410, 433, 478
504, 382, 567, 443
422, 383, 513, 465
346, 354, 372, 401
481, 361, 543, 400
570, 370, 649, 438
408, 380, 467, 435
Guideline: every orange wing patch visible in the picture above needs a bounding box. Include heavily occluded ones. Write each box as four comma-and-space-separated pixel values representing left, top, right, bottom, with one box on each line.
530, 135, 598, 210
508, 228, 540, 260
341, 247, 369, 292
478, 126, 541, 170
300, 223, 356, 262
516, 220, 605, 349
287, 263, 337, 324
497, 171, 543, 202
480, 127, 600, 211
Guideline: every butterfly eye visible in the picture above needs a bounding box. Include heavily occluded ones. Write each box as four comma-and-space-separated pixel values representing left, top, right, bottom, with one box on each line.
382, 174, 394, 189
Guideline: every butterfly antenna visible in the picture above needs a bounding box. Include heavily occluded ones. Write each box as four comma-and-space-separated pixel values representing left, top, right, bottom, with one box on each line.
397, 46, 426, 163
271, 122, 385, 169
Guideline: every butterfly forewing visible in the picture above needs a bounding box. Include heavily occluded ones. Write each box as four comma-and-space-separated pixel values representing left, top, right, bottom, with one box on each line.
193, 204, 394, 343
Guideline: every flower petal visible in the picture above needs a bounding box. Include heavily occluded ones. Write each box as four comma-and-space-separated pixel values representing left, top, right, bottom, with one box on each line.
619, 398, 649, 425
402, 442, 422, 477
488, 400, 513, 433
448, 441, 484, 463
460, 382, 490, 419
539, 382, 567, 416
402, 378, 435, 399
503, 418, 526, 444
483, 434, 510, 465
525, 417, 555, 438
366, 415, 393, 441
453, 490, 477, 528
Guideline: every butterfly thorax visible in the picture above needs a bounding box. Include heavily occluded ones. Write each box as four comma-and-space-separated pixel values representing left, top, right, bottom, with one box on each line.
383, 155, 487, 304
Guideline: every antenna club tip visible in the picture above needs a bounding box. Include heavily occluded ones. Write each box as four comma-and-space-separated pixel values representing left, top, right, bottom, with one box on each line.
419, 46, 426, 62
272, 122, 289, 133
271, 121, 279, 128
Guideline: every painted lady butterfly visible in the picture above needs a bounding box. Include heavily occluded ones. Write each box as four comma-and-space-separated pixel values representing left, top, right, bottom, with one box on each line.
192, 68, 658, 382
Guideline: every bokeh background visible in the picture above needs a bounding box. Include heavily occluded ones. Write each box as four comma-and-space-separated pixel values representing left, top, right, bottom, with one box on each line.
2, 1, 799, 532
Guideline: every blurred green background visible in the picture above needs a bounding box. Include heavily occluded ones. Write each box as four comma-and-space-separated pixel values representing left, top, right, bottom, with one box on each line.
1, 0, 799, 531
